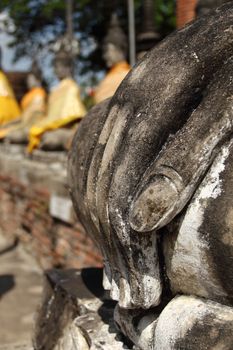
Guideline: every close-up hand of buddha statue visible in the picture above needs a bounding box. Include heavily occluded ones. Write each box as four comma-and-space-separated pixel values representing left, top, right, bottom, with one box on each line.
27, 41, 86, 152
94, 13, 130, 104
0, 61, 47, 144
68, 3, 233, 349
0, 47, 21, 126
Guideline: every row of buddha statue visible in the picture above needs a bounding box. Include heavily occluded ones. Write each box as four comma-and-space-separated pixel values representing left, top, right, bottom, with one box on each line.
0, 14, 130, 152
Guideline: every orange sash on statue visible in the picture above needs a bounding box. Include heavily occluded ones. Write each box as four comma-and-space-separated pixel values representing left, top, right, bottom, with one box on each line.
0, 86, 46, 139
28, 78, 86, 152
94, 61, 130, 104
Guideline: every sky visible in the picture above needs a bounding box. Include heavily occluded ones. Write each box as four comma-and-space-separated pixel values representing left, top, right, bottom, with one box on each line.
0, 12, 31, 71
0, 31, 31, 71
0, 29, 60, 89
0, 11, 104, 89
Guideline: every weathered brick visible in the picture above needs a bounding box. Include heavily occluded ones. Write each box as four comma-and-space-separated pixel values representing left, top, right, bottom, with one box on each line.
0, 148, 102, 270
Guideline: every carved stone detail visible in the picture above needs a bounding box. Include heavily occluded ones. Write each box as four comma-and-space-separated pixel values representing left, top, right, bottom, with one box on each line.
68, 3, 233, 349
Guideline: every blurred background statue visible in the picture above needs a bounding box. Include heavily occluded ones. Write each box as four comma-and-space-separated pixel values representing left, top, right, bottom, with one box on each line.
27, 36, 86, 152
0, 47, 21, 126
94, 13, 130, 104
0, 61, 47, 143
136, 0, 160, 60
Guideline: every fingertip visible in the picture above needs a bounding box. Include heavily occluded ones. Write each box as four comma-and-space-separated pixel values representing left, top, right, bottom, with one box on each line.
129, 176, 179, 232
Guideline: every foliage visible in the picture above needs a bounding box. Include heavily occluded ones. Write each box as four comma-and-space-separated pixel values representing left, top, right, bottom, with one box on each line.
154, 0, 176, 35
0, 0, 176, 82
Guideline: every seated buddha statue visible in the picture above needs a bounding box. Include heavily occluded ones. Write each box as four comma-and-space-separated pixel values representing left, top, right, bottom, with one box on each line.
94, 13, 130, 104
0, 48, 21, 126
0, 61, 47, 143
27, 46, 86, 152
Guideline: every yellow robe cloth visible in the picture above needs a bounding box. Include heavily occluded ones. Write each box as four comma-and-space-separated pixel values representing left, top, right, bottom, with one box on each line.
94, 61, 130, 104
0, 70, 21, 125
0, 86, 46, 139
28, 78, 86, 152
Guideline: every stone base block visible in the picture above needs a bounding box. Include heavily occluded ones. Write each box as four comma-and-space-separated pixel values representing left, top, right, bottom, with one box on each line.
34, 268, 130, 350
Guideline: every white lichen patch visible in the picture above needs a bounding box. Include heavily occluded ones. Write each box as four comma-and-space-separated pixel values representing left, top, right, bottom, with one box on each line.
110, 277, 120, 301
128, 60, 148, 84
169, 140, 233, 298
154, 295, 233, 350
191, 52, 200, 62
142, 273, 162, 308
154, 296, 209, 350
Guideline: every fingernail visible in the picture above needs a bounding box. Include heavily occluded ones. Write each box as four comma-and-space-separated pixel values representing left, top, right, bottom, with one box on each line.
129, 176, 179, 232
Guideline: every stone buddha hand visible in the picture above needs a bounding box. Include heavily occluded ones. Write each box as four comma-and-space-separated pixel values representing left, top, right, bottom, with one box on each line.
68, 4, 233, 349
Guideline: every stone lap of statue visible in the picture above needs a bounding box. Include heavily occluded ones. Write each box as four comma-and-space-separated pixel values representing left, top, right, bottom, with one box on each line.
0, 48, 21, 126
68, 3, 233, 349
27, 46, 86, 152
94, 13, 130, 104
0, 61, 47, 143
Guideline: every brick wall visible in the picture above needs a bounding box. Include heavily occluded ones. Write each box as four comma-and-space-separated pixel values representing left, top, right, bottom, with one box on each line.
176, 0, 198, 28
0, 145, 102, 270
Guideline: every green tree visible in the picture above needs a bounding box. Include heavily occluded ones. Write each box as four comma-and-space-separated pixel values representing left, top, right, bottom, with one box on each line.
0, 0, 175, 81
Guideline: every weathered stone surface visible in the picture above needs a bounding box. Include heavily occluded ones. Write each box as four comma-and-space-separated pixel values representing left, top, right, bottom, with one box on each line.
34, 269, 81, 350
34, 268, 127, 350
115, 295, 233, 350
154, 295, 233, 350
40, 128, 75, 151
6, 128, 29, 144
68, 4, 233, 349
68, 3, 233, 311
114, 305, 158, 350
54, 306, 128, 350
164, 139, 233, 305
0, 344, 33, 350
73, 305, 127, 350
54, 322, 90, 350
130, 56, 233, 232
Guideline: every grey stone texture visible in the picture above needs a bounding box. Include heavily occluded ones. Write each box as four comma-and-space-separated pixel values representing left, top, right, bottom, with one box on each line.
6, 128, 29, 144
34, 269, 127, 350
164, 139, 233, 305
39, 128, 75, 151
68, 3, 233, 349
154, 295, 233, 350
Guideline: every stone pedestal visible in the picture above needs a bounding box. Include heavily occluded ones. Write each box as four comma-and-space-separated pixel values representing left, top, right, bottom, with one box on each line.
34, 268, 130, 350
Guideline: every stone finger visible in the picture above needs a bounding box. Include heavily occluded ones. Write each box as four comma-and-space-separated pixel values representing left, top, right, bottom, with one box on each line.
101, 3, 233, 237
68, 99, 111, 255
130, 57, 233, 232
105, 5, 233, 308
